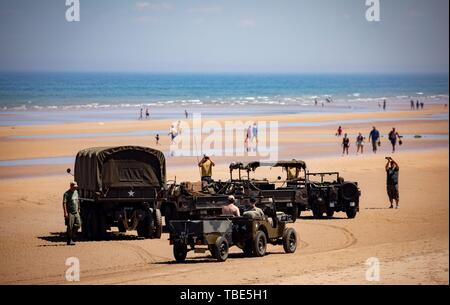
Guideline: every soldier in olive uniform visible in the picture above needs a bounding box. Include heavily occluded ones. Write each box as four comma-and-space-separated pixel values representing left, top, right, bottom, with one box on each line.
243, 197, 265, 219
63, 182, 81, 245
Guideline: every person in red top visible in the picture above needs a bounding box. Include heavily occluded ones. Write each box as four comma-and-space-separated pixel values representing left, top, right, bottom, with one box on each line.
336, 126, 343, 137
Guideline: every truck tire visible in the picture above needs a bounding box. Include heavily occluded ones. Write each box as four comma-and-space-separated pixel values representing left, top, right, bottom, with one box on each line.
137, 214, 154, 239
312, 207, 323, 219
253, 231, 267, 257
153, 209, 162, 239
282, 228, 297, 253
326, 209, 335, 218
173, 242, 187, 263
213, 237, 229, 262
346, 207, 357, 219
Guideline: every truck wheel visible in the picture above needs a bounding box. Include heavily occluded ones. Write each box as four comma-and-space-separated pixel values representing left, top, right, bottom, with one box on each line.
326, 209, 335, 218
137, 214, 154, 238
153, 209, 162, 239
213, 237, 229, 262
312, 208, 323, 219
253, 231, 267, 257
173, 242, 187, 263
346, 207, 357, 219
282, 228, 297, 253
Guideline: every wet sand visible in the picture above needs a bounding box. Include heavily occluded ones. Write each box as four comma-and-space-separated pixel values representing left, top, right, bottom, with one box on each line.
0, 106, 448, 284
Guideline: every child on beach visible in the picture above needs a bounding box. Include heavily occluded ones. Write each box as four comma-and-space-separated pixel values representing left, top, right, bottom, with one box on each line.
356, 133, 365, 154
155, 134, 160, 145
342, 134, 350, 156
336, 126, 343, 137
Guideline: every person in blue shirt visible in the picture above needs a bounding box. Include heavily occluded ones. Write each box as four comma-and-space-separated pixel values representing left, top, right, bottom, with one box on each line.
368, 126, 380, 153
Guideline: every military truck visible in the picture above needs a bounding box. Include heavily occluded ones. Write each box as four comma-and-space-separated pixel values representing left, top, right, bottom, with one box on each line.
169, 201, 297, 262
69, 146, 165, 240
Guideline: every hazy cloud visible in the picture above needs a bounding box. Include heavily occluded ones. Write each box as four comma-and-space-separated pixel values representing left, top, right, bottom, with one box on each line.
135, 1, 174, 11
187, 5, 222, 14
238, 19, 256, 28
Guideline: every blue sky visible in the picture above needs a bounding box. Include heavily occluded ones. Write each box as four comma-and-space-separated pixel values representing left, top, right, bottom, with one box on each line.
0, 0, 448, 73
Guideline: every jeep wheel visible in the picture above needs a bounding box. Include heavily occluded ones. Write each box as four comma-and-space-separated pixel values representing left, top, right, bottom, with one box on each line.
137, 214, 154, 238
253, 231, 267, 257
326, 209, 335, 218
213, 237, 229, 262
153, 209, 162, 239
282, 228, 297, 253
173, 242, 187, 263
346, 207, 357, 219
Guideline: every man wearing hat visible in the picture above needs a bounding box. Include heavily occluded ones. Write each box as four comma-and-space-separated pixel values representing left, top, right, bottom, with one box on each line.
243, 197, 265, 219
222, 195, 240, 217
63, 182, 81, 245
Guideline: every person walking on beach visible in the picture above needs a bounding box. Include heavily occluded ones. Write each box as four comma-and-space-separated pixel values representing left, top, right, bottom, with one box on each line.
356, 133, 365, 154
139, 108, 143, 120
416, 100, 420, 110
252, 123, 259, 144
420, 102, 424, 110
145, 108, 150, 120
169, 125, 177, 144
388, 128, 401, 153
336, 126, 343, 137
383, 100, 387, 111
315, 99, 318, 106
368, 126, 381, 153
410, 100, 415, 110
342, 133, 350, 156
155, 134, 160, 146
185, 110, 189, 119
245, 125, 252, 144
63, 182, 81, 246
198, 155, 215, 183
385, 157, 400, 209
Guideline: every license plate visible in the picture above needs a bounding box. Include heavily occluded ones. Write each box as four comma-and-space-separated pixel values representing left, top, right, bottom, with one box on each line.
350, 202, 355, 207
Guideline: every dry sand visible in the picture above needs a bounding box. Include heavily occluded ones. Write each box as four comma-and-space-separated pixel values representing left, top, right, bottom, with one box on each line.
0, 107, 448, 285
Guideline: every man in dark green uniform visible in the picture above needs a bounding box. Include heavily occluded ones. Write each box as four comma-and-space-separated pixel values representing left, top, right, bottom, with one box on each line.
63, 182, 81, 245
385, 157, 400, 209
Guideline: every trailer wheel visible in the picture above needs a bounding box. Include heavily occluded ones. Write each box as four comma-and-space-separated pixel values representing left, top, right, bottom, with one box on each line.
242, 241, 253, 257
312, 207, 323, 219
153, 209, 162, 239
173, 242, 187, 263
282, 228, 297, 253
253, 231, 267, 257
213, 237, 229, 262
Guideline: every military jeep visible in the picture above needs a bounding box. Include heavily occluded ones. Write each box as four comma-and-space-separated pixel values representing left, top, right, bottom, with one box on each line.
305, 172, 360, 219
70, 146, 165, 240
169, 202, 297, 262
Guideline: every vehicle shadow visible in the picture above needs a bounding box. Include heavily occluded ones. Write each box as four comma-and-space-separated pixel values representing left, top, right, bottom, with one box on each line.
297, 216, 348, 220
37, 232, 145, 245
154, 251, 286, 265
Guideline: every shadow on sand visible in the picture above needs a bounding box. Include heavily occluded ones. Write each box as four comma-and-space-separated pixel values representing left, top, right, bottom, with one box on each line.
37, 232, 145, 246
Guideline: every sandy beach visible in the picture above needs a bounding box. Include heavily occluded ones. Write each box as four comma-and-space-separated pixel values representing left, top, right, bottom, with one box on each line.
0, 105, 448, 285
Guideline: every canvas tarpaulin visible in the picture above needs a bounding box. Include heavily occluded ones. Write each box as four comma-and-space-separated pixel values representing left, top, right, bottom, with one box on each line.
74, 146, 166, 191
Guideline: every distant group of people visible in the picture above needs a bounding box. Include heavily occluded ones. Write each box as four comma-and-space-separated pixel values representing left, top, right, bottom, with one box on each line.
338, 126, 402, 155
411, 100, 425, 110
139, 108, 150, 120
245, 123, 259, 145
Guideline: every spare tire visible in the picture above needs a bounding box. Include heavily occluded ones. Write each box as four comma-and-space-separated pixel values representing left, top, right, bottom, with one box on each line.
341, 182, 359, 202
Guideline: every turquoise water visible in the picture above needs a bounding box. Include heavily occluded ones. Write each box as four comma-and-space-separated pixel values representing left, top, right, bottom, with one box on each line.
0, 72, 448, 108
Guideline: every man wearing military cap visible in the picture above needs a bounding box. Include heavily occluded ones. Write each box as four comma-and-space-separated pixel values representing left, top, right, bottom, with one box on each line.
63, 182, 81, 245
